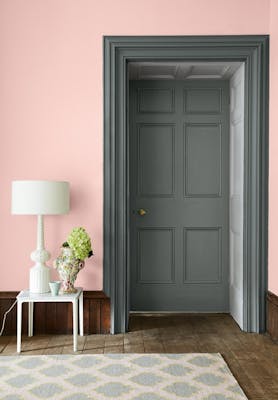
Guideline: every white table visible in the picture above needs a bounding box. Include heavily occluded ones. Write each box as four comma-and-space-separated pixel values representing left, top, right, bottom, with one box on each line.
16, 287, 83, 353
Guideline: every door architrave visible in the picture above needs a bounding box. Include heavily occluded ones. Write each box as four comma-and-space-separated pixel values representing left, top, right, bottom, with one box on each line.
103, 35, 269, 334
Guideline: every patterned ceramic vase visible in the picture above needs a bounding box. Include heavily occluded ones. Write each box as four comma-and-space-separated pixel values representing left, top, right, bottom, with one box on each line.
53, 247, 84, 293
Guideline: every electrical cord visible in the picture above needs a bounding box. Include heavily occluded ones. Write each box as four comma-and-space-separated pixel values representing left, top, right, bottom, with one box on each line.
0, 300, 17, 336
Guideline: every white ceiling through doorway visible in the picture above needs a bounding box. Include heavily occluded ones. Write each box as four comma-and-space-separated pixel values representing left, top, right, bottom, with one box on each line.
128, 62, 242, 80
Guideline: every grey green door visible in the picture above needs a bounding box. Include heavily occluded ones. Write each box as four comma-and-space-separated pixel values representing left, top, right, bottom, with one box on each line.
129, 80, 229, 311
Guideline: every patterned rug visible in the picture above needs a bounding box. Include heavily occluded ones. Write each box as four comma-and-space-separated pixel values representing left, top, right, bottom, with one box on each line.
0, 354, 247, 400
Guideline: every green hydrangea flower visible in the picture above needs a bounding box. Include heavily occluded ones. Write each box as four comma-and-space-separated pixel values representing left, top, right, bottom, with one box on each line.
66, 227, 93, 261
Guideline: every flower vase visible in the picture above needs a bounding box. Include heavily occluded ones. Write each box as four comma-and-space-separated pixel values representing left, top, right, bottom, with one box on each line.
53, 247, 84, 293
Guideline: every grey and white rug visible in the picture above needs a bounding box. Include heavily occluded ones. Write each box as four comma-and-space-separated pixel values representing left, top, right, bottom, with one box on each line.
0, 353, 247, 399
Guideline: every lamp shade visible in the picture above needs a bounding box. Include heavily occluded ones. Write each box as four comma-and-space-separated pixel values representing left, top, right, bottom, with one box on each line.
11, 180, 70, 215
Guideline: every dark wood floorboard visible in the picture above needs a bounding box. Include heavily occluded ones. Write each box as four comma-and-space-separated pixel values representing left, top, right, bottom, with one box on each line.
1, 314, 278, 399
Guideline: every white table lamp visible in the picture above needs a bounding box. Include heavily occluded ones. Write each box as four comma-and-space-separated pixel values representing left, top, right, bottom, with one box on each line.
11, 180, 70, 293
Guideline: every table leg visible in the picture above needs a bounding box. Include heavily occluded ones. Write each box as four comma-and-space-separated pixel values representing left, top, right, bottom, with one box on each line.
17, 300, 22, 353
79, 292, 84, 336
73, 299, 78, 352
28, 302, 34, 337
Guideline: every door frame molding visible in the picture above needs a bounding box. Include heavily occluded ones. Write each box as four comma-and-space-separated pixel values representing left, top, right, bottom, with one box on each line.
103, 35, 269, 334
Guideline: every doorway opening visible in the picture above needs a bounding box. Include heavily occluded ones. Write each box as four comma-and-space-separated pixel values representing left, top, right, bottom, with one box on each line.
128, 61, 245, 329
103, 36, 269, 334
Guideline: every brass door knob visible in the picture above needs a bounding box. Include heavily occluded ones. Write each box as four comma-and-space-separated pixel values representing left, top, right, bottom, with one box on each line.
137, 208, 147, 216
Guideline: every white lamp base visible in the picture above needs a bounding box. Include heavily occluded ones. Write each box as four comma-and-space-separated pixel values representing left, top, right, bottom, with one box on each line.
29, 264, 50, 293
29, 216, 51, 294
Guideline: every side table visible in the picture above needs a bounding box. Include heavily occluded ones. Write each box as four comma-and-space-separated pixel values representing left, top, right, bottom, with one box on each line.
16, 287, 83, 353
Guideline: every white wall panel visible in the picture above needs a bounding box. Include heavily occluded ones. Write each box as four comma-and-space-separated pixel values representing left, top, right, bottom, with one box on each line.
229, 63, 244, 329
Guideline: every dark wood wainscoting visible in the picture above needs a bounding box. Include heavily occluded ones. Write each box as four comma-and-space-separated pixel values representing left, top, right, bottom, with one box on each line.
0, 291, 110, 335
267, 291, 278, 341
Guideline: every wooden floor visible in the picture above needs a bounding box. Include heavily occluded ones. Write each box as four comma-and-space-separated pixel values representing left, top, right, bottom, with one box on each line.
1, 314, 278, 400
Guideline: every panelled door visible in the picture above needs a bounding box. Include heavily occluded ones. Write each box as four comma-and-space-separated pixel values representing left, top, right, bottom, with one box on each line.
129, 80, 229, 311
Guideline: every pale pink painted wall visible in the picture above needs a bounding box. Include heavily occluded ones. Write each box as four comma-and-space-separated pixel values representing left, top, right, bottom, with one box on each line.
268, 0, 278, 294
0, 0, 274, 291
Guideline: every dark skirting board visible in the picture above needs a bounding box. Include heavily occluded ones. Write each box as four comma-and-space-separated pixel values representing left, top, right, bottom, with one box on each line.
267, 291, 278, 341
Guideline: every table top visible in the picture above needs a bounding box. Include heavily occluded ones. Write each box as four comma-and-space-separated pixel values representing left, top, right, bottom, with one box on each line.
17, 287, 83, 302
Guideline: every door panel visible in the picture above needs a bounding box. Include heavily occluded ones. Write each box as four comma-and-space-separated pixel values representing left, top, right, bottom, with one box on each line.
184, 88, 221, 113
184, 228, 221, 283
129, 80, 229, 311
137, 228, 175, 284
184, 123, 221, 196
139, 88, 175, 113
138, 124, 175, 197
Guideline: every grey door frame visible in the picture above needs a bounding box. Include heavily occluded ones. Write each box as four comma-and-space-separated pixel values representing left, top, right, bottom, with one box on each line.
103, 35, 269, 334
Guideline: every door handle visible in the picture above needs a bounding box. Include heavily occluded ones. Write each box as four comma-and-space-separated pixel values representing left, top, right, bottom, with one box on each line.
137, 208, 147, 216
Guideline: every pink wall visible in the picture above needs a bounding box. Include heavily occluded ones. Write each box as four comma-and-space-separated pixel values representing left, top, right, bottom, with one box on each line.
0, 0, 273, 291
268, 0, 278, 294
